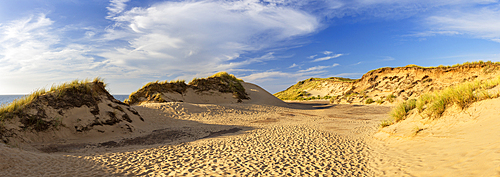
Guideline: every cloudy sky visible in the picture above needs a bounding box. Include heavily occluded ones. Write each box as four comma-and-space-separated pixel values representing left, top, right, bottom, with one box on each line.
1, 0, 500, 94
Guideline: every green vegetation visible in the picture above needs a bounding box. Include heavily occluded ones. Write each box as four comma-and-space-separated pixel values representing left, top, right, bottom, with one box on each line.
382, 76, 500, 127
124, 79, 188, 105
380, 119, 392, 128
365, 98, 375, 104
375, 99, 384, 104
0, 77, 106, 132
189, 72, 249, 100
125, 72, 249, 105
386, 94, 396, 103
389, 99, 416, 122
274, 77, 355, 100
369, 60, 500, 74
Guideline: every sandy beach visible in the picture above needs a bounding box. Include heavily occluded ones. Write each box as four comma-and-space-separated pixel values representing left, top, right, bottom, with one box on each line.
1, 100, 391, 176
2, 81, 500, 176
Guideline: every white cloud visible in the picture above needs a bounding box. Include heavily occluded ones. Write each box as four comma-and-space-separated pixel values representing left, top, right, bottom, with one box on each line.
426, 5, 500, 42
101, 0, 320, 79
307, 54, 317, 59
0, 14, 107, 93
311, 53, 344, 62
289, 63, 298, 68
107, 0, 130, 19
332, 63, 340, 67
406, 30, 462, 37
299, 65, 330, 72
240, 71, 292, 82
323, 51, 333, 55
382, 56, 395, 61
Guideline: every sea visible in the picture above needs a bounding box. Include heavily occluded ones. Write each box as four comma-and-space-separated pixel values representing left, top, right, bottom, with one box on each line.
0, 95, 130, 106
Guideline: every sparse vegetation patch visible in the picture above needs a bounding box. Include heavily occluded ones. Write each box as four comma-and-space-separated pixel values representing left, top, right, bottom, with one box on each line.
0, 78, 109, 133
125, 72, 249, 105
382, 76, 500, 127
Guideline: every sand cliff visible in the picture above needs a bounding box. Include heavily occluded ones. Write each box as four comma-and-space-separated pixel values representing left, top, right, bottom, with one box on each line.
275, 62, 500, 104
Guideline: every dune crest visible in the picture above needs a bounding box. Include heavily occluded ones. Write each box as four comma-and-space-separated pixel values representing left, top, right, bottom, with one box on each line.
0, 79, 144, 151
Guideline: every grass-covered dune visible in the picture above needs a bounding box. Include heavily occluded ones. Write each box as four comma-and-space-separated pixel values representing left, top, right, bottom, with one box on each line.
382, 76, 500, 127
275, 61, 500, 105
125, 72, 249, 105
273, 77, 355, 100
0, 78, 143, 145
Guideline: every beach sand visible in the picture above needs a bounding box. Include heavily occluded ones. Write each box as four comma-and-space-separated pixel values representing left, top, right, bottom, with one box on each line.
0, 100, 392, 176
2, 82, 500, 176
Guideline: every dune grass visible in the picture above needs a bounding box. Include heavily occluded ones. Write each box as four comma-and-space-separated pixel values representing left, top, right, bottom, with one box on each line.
0, 78, 106, 131
369, 60, 500, 74
365, 98, 375, 104
125, 72, 249, 105
274, 77, 355, 100
124, 79, 188, 105
189, 72, 249, 100
382, 76, 500, 127
385, 94, 396, 103
0, 78, 104, 117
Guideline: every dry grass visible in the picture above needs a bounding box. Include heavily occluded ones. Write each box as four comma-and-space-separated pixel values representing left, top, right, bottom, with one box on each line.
124, 79, 188, 105
125, 72, 248, 105
386, 94, 396, 103
274, 77, 354, 100
365, 98, 375, 104
0, 78, 104, 118
0, 78, 106, 131
369, 60, 500, 74
383, 76, 500, 127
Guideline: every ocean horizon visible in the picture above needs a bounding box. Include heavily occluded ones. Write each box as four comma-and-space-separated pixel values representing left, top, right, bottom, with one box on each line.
0, 95, 129, 106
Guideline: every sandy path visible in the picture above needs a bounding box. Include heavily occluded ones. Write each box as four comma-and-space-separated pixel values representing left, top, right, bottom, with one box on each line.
1, 102, 392, 176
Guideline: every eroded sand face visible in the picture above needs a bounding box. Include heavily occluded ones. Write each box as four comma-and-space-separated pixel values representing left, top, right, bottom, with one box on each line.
0, 102, 391, 176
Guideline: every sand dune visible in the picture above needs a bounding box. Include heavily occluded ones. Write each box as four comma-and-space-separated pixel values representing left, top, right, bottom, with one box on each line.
2, 74, 500, 176
372, 97, 500, 176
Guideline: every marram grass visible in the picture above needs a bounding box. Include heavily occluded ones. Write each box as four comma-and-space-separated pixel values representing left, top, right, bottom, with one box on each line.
382, 76, 500, 127
0, 77, 105, 121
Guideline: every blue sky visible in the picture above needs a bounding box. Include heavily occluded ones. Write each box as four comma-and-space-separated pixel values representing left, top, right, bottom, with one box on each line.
1, 0, 500, 94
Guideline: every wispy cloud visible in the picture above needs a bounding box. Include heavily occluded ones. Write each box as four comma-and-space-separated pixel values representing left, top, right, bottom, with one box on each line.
307, 54, 317, 59
241, 63, 339, 83
382, 56, 395, 61
0, 14, 106, 93
312, 53, 344, 62
0, 1, 322, 93
289, 63, 299, 68
106, 0, 130, 19
101, 0, 321, 79
299, 65, 330, 72
426, 5, 500, 42
323, 51, 333, 55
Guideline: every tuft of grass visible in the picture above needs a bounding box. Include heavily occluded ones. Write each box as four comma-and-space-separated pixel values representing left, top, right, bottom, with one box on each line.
365, 98, 375, 104
387, 75, 500, 125
416, 93, 433, 113
380, 119, 393, 128
386, 94, 396, 103
375, 99, 384, 104
389, 99, 416, 122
